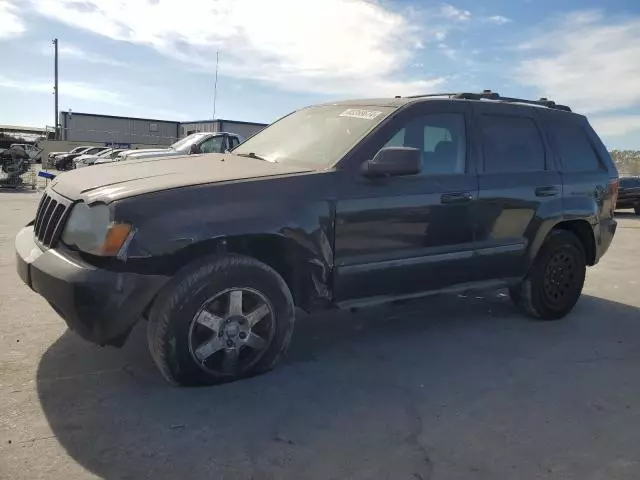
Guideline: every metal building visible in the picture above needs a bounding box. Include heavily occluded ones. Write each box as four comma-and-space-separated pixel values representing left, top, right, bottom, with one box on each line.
59, 112, 180, 147
58, 112, 268, 147
180, 119, 267, 140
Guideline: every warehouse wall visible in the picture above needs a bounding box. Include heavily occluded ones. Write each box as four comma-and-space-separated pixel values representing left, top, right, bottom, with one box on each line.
60, 113, 179, 146
179, 120, 267, 140
218, 120, 266, 140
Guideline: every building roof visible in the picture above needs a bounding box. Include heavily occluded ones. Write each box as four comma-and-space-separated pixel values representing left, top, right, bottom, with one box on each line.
59, 111, 179, 124
0, 124, 47, 133
180, 118, 268, 126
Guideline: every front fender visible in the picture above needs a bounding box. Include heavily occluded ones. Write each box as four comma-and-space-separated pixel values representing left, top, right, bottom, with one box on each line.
113, 173, 337, 308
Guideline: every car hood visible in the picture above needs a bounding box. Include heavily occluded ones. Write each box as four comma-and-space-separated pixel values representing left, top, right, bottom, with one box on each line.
51, 153, 313, 203
125, 149, 183, 160
124, 148, 172, 157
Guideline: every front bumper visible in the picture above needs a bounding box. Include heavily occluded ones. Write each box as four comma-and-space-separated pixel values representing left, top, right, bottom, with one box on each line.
15, 225, 168, 346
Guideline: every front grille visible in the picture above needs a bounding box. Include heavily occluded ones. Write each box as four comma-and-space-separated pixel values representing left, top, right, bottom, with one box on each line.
33, 191, 71, 248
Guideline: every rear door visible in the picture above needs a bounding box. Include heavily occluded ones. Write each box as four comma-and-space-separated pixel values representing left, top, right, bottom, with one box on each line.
542, 112, 617, 245
472, 103, 562, 281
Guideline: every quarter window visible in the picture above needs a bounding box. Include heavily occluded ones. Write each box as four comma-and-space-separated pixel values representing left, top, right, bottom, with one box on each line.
381, 113, 466, 175
548, 120, 602, 172
481, 115, 545, 173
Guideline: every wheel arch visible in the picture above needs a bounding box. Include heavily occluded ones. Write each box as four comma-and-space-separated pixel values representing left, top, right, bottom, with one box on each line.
155, 232, 332, 312
530, 218, 597, 267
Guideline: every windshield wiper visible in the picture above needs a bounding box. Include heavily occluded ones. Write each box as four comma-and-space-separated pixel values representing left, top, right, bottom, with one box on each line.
235, 152, 270, 162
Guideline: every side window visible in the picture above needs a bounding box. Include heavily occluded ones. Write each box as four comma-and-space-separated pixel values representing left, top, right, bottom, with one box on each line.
381, 113, 466, 175
548, 120, 602, 172
480, 115, 545, 173
199, 136, 225, 154
229, 136, 240, 150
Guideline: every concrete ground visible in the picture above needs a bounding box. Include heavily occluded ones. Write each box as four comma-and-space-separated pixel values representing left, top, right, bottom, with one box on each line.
1, 190, 640, 480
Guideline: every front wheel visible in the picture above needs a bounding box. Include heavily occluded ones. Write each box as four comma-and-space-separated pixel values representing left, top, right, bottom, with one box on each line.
634, 205, 640, 216
510, 229, 586, 320
147, 254, 295, 386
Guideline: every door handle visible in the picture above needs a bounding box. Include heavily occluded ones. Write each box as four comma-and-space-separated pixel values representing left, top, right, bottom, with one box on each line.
441, 192, 473, 204
535, 186, 560, 197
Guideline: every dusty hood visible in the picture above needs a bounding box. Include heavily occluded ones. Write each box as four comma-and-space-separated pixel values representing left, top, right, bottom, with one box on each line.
50, 153, 312, 203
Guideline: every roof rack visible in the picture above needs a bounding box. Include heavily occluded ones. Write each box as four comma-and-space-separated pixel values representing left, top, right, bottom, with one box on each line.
405, 90, 572, 112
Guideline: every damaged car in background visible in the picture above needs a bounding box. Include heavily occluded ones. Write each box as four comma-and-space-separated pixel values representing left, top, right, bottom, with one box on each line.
15, 91, 618, 386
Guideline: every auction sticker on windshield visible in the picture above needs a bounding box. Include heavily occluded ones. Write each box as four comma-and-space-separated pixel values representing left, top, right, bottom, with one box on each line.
339, 108, 383, 120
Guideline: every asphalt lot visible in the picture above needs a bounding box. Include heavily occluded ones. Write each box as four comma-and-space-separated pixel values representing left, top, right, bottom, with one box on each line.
1, 190, 640, 480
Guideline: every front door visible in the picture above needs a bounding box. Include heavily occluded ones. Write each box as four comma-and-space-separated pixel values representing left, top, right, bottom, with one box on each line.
333, 102, 479, 302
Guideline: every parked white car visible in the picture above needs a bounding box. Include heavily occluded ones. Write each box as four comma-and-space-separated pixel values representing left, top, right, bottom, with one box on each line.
74, 148, 125, 168
117, 132, 243, 161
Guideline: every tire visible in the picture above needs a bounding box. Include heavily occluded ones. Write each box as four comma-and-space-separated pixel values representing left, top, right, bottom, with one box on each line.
634, 206, 640, 216
147, 254, 295, 386
510, 229, 586, 320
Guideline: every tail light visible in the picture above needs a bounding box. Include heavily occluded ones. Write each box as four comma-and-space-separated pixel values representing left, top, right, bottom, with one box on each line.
609, 178, 619, 210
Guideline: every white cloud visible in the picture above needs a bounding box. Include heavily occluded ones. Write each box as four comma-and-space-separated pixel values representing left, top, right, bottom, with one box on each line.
484, 15, 511, 25
57, 43, 127, 67
439, 4, 471, 22
514, 10, 640, 117
590, 115, 640, 137
0, 0, 26, 39
29, 0, 445, 97
0, 75, 126, 105
438, 43, 458, 60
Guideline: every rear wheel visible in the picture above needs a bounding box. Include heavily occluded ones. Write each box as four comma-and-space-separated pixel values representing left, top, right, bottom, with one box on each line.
634, 205, 640, 216
147, 254, 295, 386
509, 229, 586, 320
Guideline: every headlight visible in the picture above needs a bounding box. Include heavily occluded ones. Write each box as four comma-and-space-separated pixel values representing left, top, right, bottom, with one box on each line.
61, 203, 132, 256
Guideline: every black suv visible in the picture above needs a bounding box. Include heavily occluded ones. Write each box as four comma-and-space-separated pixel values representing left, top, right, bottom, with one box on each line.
616, 176, 640, 214
15, 91, 619, 386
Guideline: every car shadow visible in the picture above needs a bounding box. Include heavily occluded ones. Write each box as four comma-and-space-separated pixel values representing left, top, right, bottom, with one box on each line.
36, 292, 640, 479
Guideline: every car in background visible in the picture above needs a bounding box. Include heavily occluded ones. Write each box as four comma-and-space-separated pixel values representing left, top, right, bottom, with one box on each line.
93, 149, 131, 166
117, 132, 242, 161
48, 145, 94, 167
55, 146, 111, 171
74, 148, 125, 168
616, 176, 640, 215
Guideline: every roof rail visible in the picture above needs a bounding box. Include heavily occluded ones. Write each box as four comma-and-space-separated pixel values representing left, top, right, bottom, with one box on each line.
405, 90, 572, 112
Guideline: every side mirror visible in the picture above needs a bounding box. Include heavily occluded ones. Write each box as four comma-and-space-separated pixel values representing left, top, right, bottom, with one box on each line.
361, 147, 422, 178
189, 143, 201, 154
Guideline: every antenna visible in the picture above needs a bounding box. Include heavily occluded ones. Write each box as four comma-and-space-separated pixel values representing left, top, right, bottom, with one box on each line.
213, 51, 219, 121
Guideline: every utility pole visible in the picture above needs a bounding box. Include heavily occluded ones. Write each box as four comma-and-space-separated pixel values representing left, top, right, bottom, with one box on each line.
53, 38, 59, 140
213, 51, 219, 122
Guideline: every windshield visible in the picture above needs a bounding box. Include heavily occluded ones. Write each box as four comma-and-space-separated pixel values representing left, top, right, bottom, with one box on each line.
233, 105, 395, 168
170, 133, 210, 152
70, 146, 89, 154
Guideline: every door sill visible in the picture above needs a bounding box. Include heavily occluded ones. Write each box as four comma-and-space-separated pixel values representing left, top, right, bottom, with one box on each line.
337, 278, 520, 310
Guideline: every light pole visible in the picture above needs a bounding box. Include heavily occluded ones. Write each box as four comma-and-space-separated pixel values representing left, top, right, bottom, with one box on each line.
53, 38, 59, 140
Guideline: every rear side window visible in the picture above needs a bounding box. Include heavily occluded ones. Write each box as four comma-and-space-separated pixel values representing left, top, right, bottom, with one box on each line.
480, 115, 545, 173
548, 120, 602, 172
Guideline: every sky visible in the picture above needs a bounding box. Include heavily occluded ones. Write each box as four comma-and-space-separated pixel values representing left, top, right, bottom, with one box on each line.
1, 0, 639, 149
